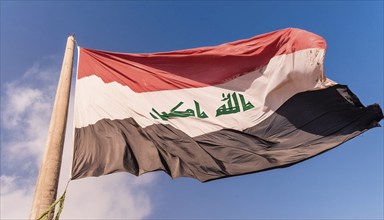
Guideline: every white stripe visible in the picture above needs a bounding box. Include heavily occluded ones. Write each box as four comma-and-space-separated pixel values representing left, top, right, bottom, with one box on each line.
74, 48, 336, 137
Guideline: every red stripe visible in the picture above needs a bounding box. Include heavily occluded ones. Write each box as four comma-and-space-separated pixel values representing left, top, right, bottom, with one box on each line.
78, 28, 326, 93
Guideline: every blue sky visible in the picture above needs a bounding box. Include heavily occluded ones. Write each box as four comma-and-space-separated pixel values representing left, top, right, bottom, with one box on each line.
1, 1, 383, 219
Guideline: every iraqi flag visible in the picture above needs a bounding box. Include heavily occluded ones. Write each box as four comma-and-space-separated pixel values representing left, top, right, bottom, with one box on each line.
71, 28, 383, 182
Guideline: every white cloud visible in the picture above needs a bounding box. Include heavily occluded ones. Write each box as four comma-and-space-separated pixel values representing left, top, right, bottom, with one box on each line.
61, 174, 154, 219
0, 176, 35, 218
0, 58, 156, 219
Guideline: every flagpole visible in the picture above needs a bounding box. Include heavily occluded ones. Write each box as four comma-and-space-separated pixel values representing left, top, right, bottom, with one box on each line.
29, 35, 75, 220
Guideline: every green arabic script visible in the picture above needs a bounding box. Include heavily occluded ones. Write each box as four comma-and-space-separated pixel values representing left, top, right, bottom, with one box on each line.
216, 92, 254, 116
150, 100, 207, 121
150, 92, 254, 121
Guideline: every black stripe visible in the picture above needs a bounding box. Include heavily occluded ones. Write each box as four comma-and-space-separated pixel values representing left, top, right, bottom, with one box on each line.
71, 85, 383, 182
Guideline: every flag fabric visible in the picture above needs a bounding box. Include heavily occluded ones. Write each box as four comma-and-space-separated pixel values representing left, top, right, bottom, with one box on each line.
71, 28, 383, 182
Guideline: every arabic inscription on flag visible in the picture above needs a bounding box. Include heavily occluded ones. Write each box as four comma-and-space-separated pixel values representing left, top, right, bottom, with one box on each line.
150, 92, 255, 121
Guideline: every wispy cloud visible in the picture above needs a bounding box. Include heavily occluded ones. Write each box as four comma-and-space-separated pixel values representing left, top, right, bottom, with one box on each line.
0, 57, 156, 219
